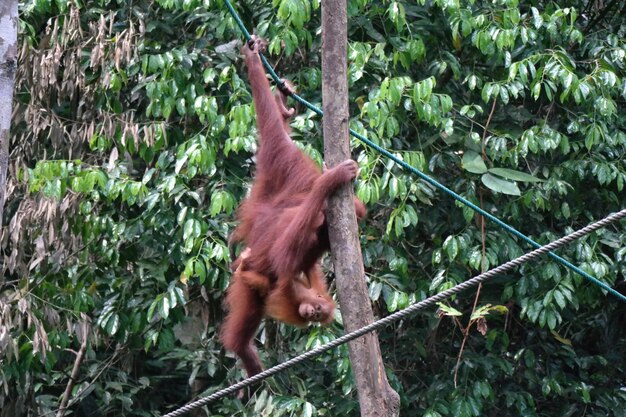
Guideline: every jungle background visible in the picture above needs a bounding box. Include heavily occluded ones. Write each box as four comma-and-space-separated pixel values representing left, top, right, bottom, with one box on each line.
2, 0, 626, 416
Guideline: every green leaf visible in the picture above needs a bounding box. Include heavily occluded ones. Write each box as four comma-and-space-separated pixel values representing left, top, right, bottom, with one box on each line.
437, 302, 462, 317
488, 168, 543, 182
443, 235, 459, 260
462, 151, 488, 174
531, 7, 543, 29
553, 290, 566, 309
302, 402, 314, 417
579, 383, 591, 403
481, 173, 521, 196
194, 259, 207, 282
105, 314, 120, 336
531, 81, 541, 99
389, 176, 399, 199
384, 288, 399, 312
471, 304, 509, 320
147, 297, 160, 321
159, 296, 170, 319
183, 219, 195, 240
209, 191, 224, 216
369, 281, 383, 301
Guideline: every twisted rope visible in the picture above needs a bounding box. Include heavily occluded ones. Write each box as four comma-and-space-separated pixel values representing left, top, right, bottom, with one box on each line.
161, 209, 626, 417
223, 0, 626, 303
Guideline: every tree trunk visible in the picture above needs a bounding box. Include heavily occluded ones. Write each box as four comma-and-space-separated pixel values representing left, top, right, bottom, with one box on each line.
0, 0, 18, 226
321, 1, 400, 416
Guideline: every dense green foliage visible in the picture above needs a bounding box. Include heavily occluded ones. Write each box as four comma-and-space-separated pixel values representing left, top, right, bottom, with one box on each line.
2, 0, 626, 416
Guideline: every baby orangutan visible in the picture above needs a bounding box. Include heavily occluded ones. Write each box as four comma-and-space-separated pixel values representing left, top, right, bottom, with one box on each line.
234, 248, 335, 326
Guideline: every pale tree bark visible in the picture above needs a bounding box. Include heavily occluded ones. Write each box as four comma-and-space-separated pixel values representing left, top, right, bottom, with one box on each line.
0, 0, 18, 226
57, 317, 90, 417
321, 0, 400, 416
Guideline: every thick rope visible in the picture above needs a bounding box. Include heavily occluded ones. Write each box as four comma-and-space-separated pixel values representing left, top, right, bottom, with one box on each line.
223, 0, 626, 303
161, 209, 626, 417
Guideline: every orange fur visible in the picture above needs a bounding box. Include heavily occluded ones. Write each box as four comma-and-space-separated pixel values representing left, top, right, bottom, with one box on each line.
234, 251, 335, 326
221, 36, 364, 377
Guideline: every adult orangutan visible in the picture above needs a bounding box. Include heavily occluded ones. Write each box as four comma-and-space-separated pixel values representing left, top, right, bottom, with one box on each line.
221, 36, 366, 377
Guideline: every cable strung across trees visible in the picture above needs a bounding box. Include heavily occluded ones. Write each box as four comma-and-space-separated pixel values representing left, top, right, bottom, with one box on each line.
222, 0, 626, 303
161, 209, 626, 417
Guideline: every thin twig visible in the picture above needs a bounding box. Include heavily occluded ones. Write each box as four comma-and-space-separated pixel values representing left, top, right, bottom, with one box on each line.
453, 98, 496, 387
56, 318, 90, 417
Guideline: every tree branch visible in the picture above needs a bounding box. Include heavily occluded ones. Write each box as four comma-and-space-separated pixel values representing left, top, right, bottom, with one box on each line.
57, 318, 90, 417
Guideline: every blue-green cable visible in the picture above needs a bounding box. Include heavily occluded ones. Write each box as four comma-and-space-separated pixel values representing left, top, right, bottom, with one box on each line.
222, 0, 625, 302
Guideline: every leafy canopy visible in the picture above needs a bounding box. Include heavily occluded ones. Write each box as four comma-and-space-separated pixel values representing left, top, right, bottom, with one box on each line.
3, 0, 626, 416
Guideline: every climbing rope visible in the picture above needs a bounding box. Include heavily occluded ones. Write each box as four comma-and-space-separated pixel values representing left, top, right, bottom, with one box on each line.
223, 0, 626, 303
161, 209, 626, 417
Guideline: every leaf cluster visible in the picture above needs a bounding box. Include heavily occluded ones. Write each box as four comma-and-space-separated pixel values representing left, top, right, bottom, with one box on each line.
3, 0, 626, 416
